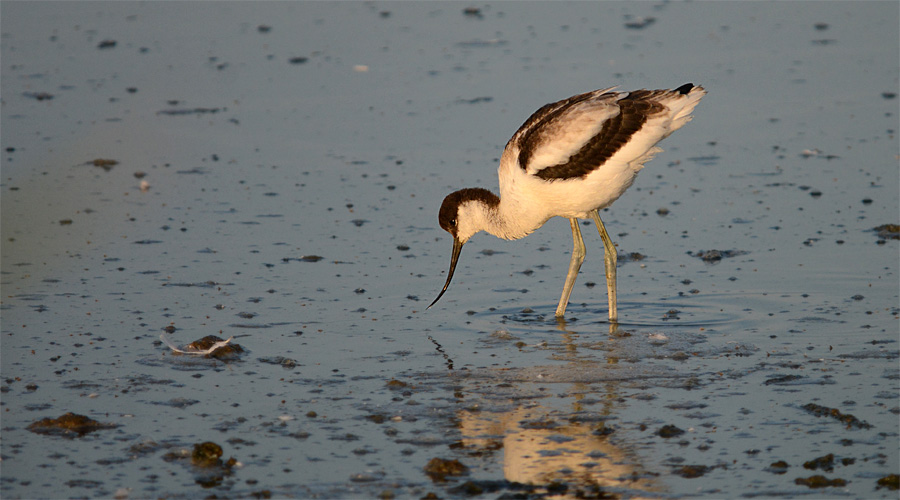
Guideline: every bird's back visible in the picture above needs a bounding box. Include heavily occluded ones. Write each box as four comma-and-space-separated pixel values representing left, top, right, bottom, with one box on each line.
503, 85, 705, 180
497, 85, 705, 218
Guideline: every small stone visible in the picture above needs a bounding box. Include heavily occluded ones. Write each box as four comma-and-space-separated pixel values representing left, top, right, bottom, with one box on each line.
191, 441, 223, 467
877, 474, 899, 490
658, 424, 685, 438
424, 457, 469, 482
794, 475, 847, 488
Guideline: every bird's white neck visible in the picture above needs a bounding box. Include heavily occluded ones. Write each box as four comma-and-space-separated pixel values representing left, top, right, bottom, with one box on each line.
458, 193, 547, 242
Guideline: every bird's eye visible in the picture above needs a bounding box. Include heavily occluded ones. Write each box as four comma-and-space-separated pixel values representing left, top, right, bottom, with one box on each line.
450, 218, 457, 226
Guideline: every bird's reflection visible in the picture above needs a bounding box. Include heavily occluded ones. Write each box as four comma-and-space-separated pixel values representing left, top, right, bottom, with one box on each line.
450, 320, 661, 497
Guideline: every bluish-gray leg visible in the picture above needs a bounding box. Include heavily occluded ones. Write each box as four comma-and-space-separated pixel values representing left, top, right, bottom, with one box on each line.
555, 218, 586, 318
590, 210, 618, 323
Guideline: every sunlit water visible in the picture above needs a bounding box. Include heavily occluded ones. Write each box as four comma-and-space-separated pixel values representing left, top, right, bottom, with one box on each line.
2, 2, 897, 498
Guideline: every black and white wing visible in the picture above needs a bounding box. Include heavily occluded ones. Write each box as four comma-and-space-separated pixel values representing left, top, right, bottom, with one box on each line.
505, 84, 704, 181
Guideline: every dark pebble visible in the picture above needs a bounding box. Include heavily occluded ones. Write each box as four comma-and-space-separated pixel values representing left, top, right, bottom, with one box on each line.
672, 464, 711, 478
658, 424, 685, 438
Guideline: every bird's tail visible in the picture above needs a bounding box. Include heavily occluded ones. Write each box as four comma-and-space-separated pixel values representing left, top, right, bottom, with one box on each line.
668, 84, 706, 132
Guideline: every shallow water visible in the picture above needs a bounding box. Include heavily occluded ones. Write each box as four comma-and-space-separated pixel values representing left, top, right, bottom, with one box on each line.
2, 2, 898, 499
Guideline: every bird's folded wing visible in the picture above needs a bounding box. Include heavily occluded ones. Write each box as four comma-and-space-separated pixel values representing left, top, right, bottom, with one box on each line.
507, 88, 673, 180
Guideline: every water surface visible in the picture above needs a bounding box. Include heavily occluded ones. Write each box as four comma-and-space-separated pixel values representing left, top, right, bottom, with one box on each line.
2, 2, 898, 498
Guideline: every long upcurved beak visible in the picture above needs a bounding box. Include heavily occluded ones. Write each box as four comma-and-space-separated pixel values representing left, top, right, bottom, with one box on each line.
427, 237, 464, 309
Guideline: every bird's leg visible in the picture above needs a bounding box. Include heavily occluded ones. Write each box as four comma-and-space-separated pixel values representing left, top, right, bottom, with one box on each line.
590, 210, 618, 323
556, 218, 586, 318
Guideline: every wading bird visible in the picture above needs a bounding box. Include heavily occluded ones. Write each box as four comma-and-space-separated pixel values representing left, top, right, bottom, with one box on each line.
428, 83, 706, 322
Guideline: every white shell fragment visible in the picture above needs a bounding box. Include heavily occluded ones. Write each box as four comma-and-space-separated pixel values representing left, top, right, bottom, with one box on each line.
160, 333, 234, 355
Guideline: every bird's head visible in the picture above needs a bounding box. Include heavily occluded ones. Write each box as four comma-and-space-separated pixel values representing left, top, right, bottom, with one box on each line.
428, 188, 499, 309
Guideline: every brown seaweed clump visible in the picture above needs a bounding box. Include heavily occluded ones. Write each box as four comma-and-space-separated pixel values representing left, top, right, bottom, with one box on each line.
424, 457, 469, 482
192, 441, 224, 467
765, 461, 790, 474
801, 403, 872, 429
794, 475, 847, 488
877, 474, 899, 490
91, 158, 119, 171
27, 412, 118, 438
672, 465, 713, 478
386, 379, 408, 389
803, 453, 835, 471
658, 424, 685, 438
162, 441, 239, 488
873, 224, 899, 240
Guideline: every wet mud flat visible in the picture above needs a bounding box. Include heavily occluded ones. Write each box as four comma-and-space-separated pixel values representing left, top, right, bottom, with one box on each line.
1, 2, 898, 499
2, 313, 897, 499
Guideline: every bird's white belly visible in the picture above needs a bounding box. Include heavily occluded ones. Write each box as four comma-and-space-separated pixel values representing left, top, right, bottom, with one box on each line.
510, 161, 640, 220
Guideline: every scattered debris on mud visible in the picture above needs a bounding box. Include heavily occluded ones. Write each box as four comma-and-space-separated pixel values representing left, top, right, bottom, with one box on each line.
658, 424, 685, 438
27, 412, 118, 438
803, 453, 836, 471
687, 249, 749, 263
872, 224, 900, 240
162, 441, 240, 488
89, 158, 118, 171
765, 461, 790, 474
672, 464, 717, 478
424, 458, 469, 482
794, 475, 848, 488
160, 334, 244, 360
877, 474, 899, 490
801, 403, 873, 429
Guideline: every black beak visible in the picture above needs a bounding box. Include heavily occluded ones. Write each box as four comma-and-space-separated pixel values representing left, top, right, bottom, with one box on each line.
427, 237, 464, 309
